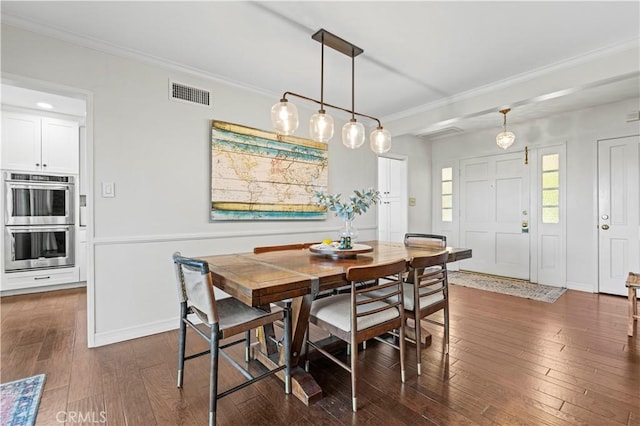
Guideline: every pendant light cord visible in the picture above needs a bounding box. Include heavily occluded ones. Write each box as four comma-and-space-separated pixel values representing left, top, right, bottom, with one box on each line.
351, 50, 355, 120
320, 34, 325, 111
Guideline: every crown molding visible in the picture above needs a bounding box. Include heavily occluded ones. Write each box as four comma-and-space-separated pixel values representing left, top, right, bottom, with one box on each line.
1, 15, 280, 100
383, 37, 640, 123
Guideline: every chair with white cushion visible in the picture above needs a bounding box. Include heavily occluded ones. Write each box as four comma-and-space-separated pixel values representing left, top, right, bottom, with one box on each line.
305, 259, 407, 412
173, 252, 292, 426
406, 251, 450, 375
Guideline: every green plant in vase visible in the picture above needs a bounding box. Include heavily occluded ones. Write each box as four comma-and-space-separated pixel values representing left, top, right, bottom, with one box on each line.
313, 188, 380, 249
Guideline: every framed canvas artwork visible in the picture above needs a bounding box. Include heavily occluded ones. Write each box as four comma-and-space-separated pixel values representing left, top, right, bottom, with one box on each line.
210, 120, 328, 220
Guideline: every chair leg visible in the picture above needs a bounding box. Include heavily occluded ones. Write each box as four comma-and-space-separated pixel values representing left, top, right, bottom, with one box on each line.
629, 287, 637, 337
284, 305, 292, 395
177, 302, 187, 388
399, 316, 406, 384
209, 325, 220, 426
350, 336, 358, 412
304, 329, 310, 373
245, 330, 251, 362
444, 302, 450, 354
414, 316, 422, 376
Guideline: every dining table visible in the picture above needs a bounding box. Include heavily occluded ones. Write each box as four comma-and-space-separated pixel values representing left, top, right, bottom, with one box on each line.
198, 240, 472, 405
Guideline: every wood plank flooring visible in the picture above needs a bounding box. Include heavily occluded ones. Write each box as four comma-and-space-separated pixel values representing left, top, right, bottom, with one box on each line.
1, 285, 638, 425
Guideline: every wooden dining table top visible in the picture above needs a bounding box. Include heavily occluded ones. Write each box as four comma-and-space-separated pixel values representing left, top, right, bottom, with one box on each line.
199, 240, 472, 307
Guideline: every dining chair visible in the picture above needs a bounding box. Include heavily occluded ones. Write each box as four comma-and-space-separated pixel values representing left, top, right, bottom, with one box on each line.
627, 272, 640, 337
172, 252, 292, 426
404, 233, 447, 249
406, 251, 451, 375
403, 233, 447, 284
305, 258, 407, 412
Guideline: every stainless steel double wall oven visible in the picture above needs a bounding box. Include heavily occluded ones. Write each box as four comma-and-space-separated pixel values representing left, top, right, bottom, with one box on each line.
4, 172, 75, 271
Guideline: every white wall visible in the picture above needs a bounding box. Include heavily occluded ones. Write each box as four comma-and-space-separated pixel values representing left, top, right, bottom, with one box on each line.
1, 24, 426, 346
387, 134, 432, 233
430, 97, 640, 292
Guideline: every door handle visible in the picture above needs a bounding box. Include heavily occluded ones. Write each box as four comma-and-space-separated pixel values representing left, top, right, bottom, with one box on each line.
601, 224, 609, 230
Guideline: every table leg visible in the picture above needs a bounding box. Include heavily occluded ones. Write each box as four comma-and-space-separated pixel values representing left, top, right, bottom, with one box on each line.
404, 318, 432, 347
255, 294, 323, 405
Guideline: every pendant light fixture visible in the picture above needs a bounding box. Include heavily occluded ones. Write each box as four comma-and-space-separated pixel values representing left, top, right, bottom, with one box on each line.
496, 108, 515, 150
309, 32, 334, 142
271, 29, 392, 155
342, 53, 365, 149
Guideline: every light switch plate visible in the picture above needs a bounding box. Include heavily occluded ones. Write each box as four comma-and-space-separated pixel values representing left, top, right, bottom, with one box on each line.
102, 182, 115, 198
408, 197, 416, 207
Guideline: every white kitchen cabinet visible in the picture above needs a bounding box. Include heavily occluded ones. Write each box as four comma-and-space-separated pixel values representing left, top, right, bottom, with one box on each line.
1, 112, 79, 174
1, 267, 80, 292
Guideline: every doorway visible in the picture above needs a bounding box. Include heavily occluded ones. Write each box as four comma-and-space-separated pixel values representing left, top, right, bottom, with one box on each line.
377, 156, 408, 243
598, 136, 640, 296
459, 151, 530, 279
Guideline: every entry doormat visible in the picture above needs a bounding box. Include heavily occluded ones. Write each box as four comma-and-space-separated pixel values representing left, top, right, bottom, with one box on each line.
0, 374, 46, 426
449, 271, 566, 303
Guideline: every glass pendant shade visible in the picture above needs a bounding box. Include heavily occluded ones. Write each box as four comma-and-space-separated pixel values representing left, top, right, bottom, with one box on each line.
496, 131, 515, 150
309, 110, 334, 142
342, 120, 365, 149
270, 99, 299, 136
370, 127, 392, 154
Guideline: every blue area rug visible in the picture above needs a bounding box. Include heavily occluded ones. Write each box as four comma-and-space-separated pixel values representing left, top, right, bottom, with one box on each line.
0, 374, 46, 426
449, 271, 566, 303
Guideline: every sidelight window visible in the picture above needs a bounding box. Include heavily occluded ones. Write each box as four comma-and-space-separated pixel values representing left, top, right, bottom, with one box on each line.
441, 167, 453, 222
541, 154, 560, 223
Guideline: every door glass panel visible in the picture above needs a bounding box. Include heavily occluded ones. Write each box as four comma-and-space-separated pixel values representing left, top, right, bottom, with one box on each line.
542, 171, 559, 188
542, 207, 559, 224
442, 167, 452, 181
542, 189, 559, 205
542, 154, 559, 171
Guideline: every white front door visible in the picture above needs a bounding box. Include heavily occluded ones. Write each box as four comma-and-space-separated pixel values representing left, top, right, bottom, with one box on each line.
598, 136, 640, 296
459, 152, 530, 279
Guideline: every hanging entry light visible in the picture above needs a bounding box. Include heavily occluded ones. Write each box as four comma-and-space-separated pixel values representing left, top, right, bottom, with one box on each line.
496, 108, 515, 150
271, 29, 392, 155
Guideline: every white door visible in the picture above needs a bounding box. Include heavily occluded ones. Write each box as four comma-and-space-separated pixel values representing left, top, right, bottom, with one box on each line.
460, 152, 530, 279
598, 136, 640, 295
378, 157, 407, 243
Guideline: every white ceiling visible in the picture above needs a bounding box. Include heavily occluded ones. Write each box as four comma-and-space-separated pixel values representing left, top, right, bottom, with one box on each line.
1, 1, 639, 136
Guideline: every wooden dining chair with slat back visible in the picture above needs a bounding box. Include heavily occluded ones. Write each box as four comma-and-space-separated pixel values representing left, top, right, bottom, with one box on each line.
305, 259, 407, 412
406, 251, 451, 375
403, 233, 446, 282
172, 252, 292, 426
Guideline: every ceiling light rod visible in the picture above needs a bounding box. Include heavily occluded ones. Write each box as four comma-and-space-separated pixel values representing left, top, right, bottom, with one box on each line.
278, 90, 382, 127
311, 29, 363, 58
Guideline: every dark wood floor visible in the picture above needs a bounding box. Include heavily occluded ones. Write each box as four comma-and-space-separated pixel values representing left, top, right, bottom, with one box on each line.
2, 284, 638, 425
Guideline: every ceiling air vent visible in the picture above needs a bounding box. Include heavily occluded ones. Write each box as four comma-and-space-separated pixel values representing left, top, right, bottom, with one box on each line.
169, 80, 211, 107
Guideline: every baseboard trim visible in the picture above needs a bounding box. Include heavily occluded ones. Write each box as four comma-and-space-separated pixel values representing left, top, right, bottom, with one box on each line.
1, 281, 86, 297
566, 281, 595, 293
92, 318, 177, 348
